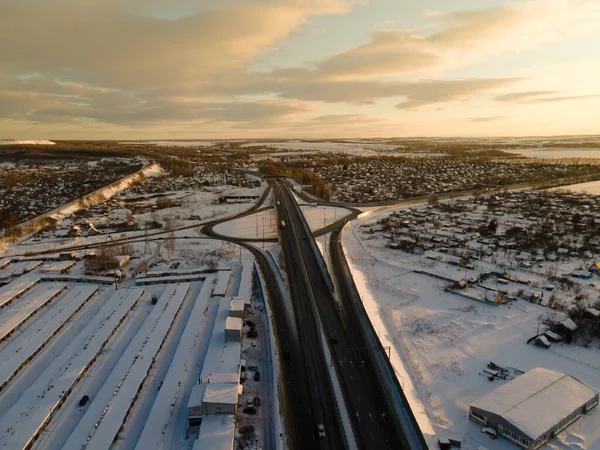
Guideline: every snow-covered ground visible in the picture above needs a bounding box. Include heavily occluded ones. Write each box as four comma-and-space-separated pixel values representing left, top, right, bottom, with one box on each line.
214, 204, 350, 240
122, 141, 218, 147
549, 180, 600, 195
241, 140, 397, 156
214, 208, 278, 240
342, 209, 600, 450
504, 148, 600, 159
0, 140, 55, 145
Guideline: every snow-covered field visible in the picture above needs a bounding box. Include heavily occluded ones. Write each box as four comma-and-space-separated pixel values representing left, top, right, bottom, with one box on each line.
342, 209, 600, 450
550, 180, 600, 195
122, 141, 217, 147
504, 148, 600, 159
241, 140, 397, 155
0, 140, 55, 145
214, 204, 350, 239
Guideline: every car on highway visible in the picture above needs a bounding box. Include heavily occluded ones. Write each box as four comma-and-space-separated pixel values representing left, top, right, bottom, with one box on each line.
79, 395, 89, 407
317, 424, 326, 438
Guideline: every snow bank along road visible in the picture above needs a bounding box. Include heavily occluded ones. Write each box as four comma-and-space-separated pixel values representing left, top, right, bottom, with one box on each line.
64, 283, 189, 450
0, 288, 142, 450
0, 285, 99, 393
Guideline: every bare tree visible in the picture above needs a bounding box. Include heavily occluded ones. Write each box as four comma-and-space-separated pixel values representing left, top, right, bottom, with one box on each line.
206, 257, 218, 272
164, 231, 176, 258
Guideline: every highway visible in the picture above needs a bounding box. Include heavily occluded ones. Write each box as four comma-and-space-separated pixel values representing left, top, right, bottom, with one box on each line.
273, 180, 422, 450
273, 185, 347, 450
329, 225, 429, 450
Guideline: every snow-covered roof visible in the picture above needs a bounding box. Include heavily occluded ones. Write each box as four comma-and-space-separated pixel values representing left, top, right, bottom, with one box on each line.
560, 317, 578, 331
202, 383, 239, 405
470, 367, 597, 440
193, 415, 235, 450
213, 270, 231, 296
188, 384, 206, 409
225, 317, 242, 331
229, 298, 245, 313
484, 291, 500, 303
204, 373, 239, 384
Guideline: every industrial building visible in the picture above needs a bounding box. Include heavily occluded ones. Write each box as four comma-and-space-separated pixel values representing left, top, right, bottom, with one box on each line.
469, 367, 598, 449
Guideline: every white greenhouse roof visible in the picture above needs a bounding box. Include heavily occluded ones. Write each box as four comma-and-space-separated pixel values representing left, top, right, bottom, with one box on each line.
471, 367, 597, 440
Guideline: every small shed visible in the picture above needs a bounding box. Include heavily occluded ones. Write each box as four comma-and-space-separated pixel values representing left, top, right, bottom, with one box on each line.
534, 335, 551, 349
544, 330, 562, 342
224, 317, 243, 343
202, 383, 240, 415
484, 291, 502, 304
572, 271, 592, 280
229, 298, 245, 319
585, 308, 600, 319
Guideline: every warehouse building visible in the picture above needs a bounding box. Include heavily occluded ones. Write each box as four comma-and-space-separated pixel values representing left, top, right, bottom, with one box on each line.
469, 367, 598, 449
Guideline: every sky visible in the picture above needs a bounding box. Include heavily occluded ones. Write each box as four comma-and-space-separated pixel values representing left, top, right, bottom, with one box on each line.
0, 0, 599, 139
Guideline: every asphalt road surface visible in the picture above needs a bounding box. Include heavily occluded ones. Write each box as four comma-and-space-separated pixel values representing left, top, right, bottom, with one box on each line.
273, 180, 415, 450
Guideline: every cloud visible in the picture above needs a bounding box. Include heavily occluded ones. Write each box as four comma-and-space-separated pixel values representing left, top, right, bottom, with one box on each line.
316, 31, 442, 78
423, 10, 444, 17
494, 91, 600, 104
467, 116, 508, 123
394, 78, 521, 109
1, 0, 599, 134
495, 91, 560, 102
522, 94, 600, 104
0, 0, 352, 91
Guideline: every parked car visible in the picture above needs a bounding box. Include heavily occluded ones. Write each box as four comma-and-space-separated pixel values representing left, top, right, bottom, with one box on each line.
254, 371, 261, 382
481, 427, 497, 440
248, 365, 258, 371
254, 397, 261, 407
243, 407, 257, 415
246, 320, 256, 327
247, 330, 258, 338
